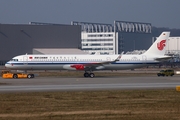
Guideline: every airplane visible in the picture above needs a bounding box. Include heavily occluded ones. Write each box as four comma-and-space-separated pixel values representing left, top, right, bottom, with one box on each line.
5, 32, 170, 78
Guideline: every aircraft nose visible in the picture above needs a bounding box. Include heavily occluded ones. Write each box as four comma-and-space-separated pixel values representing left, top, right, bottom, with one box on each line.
5, 63, 9, 68
5, 62, 11, 68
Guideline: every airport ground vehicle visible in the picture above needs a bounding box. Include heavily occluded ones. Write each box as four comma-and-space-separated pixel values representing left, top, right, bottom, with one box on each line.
157, 69, 175, 76
1, 70, 34, 79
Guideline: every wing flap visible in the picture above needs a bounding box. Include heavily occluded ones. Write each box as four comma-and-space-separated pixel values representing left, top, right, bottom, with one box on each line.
84, 54, 122, 67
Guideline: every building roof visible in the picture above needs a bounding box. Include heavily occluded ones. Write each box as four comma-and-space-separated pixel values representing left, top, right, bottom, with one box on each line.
33, 48, 88, 54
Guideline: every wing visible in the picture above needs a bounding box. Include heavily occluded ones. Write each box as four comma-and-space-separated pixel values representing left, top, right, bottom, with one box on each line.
70, 55, 122, 70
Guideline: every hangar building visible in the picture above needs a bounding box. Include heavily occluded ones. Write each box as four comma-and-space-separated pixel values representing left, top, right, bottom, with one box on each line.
0, 22, 81, 64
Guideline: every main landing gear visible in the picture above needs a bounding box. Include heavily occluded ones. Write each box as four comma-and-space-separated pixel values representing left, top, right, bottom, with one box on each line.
84, 72, 95, 78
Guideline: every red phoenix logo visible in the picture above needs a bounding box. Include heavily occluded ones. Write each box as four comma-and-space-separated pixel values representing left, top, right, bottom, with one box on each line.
157, 40, 166, 50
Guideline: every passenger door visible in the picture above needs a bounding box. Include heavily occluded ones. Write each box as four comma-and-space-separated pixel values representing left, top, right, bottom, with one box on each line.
23, 56, 28, 65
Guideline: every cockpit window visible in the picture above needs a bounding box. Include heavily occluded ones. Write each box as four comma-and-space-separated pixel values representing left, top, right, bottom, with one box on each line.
10, 59, 18, 61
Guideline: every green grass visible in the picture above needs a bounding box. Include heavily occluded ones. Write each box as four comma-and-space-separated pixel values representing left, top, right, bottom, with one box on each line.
0, 89, 180, 120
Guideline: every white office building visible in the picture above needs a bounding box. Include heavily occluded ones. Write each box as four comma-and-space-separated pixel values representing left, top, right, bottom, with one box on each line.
166, 37, 180, 54
81, 32, 115, 54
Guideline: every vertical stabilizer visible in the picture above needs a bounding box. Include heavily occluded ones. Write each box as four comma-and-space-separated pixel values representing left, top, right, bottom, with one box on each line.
143, 32, 170, 56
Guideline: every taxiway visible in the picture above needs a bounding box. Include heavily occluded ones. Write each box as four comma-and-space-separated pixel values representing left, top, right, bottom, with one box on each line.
0, 75, 180, 92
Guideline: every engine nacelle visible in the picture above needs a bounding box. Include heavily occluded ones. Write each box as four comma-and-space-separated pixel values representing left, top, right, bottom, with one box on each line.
70, 64, 84, 70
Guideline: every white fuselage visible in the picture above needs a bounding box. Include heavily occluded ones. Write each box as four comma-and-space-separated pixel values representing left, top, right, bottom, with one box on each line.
5, 54, 159, 71
4, 31, 170, 78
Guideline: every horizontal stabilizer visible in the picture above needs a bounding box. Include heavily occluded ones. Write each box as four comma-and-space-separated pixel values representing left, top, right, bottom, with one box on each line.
155, 56, 173, 61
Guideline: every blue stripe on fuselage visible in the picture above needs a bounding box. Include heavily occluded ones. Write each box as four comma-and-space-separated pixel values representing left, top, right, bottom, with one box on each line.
6, 61, 159, 65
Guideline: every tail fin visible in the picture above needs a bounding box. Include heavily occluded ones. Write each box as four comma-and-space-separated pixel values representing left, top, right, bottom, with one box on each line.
143, 32, 170, 56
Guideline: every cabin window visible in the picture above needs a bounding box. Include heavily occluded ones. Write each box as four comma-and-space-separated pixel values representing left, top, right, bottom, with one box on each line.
11, 59, 18, 61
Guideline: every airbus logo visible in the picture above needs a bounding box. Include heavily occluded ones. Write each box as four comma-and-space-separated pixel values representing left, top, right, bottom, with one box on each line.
157, 40, 166, 50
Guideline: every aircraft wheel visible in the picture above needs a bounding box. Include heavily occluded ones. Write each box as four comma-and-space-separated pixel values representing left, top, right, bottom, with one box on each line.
84, 73, 89, 77
31, 74, 34, 78
27, 74, 32, 79
13, 74, 18, 79
89, 73, 95, 78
